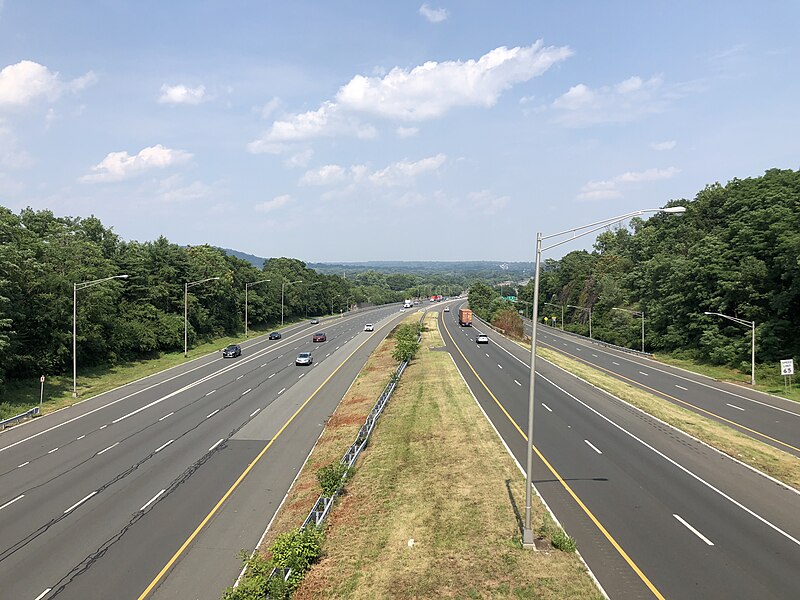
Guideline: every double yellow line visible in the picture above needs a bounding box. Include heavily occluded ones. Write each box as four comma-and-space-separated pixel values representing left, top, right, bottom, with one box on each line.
137, 319, 393, 599
439, 312, 665, 600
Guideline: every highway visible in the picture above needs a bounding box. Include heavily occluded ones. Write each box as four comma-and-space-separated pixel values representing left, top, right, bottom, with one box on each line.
0, 304, 408, 600
522, 319, 800, 458
441, 304, 800, 599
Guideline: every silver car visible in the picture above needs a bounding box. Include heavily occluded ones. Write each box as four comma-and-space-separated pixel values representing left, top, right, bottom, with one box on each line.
296, 352, 313, 365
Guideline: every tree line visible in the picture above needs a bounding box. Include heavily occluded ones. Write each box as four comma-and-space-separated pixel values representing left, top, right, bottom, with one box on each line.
472, 168, 800, 378
0, 207, 424, 393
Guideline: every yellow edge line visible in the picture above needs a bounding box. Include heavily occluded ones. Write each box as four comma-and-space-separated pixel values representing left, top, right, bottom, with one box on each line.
440, 312, 665, 600
137, 319, 393, 600
540, 341, 800, 455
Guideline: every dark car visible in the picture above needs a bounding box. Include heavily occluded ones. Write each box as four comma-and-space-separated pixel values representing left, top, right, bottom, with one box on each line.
312, 332, 327, 342
296, 352, 313, 366
222, 344, 242, 358
310, 319, 320, 325
268, 332, 281, 340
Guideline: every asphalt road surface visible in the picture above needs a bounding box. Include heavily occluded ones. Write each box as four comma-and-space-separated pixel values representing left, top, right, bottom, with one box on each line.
442, 305, 800, 600
0, 304, 412, 600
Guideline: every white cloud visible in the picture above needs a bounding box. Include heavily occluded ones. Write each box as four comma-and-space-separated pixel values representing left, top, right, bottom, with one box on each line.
396, 126, 419, 138
260, 97, 281, 118
552, 75, 675, 127
577, 167, 680, 200
419, 3, 448, 23
337, 42, 573, 121
0, 60, 95, 107
249, 41, 571, 150
300, 154, 446, 189
81, 144, 193, 183
156, 176, 213, 203
158, 84, 206, 105
468, 190, 509, 215
255, 194, 292, 213
284, 149, 314, 168
651, 140, 676, 151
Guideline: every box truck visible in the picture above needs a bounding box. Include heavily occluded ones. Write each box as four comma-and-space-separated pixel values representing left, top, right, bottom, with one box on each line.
458, 308, 473, 326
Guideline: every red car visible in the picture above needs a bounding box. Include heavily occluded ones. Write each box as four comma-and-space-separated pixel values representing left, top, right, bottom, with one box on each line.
312, 332, 327, 342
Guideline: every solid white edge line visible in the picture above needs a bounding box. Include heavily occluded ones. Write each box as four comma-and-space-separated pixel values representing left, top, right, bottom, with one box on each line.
97, 442, 119, 455
64, 491, 97, 514
726, 403, 745, 411
542, 403, 553, 412
140, 489, 166, 512
206, 409, 219, 419
208, 438, 224, 452
0, 494, 24, 511
159, 412, 174, 421
673, 514, 714, 546
154, 439, 174, 453
584, 439, 603, 455
34, 589, 51, 600
249, 408, 260, 417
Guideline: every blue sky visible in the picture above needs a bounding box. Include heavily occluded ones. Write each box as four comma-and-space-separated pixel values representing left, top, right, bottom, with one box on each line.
1, 1, 798, 262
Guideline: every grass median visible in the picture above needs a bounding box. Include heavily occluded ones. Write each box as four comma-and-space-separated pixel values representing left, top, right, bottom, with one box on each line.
254, 311, 601, 599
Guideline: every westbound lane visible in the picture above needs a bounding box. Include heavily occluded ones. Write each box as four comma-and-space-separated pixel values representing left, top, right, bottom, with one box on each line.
517, 318, 800, 458
0, 304, 409, 600
442, 308, 800, 600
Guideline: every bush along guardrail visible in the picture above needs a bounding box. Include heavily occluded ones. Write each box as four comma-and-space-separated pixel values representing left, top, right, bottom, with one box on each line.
0, 406, 40, 430
223, 313, 425, 600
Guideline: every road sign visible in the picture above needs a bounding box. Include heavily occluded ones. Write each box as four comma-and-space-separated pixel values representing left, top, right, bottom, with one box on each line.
780, 359, 794, 376
40, 375, 45, 383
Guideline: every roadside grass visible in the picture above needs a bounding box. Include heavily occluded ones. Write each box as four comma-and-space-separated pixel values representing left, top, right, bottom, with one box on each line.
289, 312, 601, 599
0, 318, 315, 421
538, 347, 800, 490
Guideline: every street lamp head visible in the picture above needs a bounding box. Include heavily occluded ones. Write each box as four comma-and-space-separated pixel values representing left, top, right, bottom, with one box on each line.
119, 274, 129, 279
661, 206, 686, 214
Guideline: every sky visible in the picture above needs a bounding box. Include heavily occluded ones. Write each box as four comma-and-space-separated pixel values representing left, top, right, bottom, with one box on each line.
1, 1, 798, 262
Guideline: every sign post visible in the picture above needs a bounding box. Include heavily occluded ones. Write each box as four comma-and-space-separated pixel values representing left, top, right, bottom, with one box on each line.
780, 359, 794, 392
38, 375, 45, 415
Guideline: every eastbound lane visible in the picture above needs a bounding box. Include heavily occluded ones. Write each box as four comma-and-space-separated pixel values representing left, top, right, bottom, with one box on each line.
443, 308, 800, 600
0, 304, 407, 600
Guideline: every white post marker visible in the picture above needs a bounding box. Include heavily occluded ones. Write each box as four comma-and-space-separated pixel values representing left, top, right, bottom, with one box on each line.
39, 375, 45, 414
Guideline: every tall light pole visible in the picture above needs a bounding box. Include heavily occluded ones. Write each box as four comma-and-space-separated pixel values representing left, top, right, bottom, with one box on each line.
73, 274, 129, 397
305, 281, 322, 317
704, 311, 756, 385
567, 304, 592, 339
245, 278, 271, 337
612, 307, 645, 352
281, 279, 302, 326
185, 277, 220, 357
522, 206, 686, 548
330, 294, 341, 315
543, 301, 564, 330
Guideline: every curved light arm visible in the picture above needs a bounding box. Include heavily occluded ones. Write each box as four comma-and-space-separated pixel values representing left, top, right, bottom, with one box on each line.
245, 278, 271, 290
612, 306, 643, 316
75, 274, 128, 291
541, 207, 685, 253
187, 276, 220, 289
704, 311, 752, 327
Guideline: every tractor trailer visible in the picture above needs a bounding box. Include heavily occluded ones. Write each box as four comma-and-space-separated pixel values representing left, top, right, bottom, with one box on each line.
458, 308, 473, 326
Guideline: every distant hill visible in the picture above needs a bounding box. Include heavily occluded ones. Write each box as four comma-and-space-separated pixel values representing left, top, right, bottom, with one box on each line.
220, 248, 268, 268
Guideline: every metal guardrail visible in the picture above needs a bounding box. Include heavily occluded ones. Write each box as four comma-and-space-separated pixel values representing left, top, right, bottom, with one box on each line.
266, 312, 424, 590
0, 406, 40, 430
537, 323, 654, 357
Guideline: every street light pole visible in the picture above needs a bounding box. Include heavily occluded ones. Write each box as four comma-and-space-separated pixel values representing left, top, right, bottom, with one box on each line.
184, 277, 220, 357
73, 274, 129, 397
305, 281, 322, 319
612, 307, 645, 352
522, 206, 685, 548
245, 278, 271, 337
704, 311, 756, 385
281, 279, 302, 327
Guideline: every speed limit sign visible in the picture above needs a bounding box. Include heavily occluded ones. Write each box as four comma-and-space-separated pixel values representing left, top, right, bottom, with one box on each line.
780, 359, 794, 376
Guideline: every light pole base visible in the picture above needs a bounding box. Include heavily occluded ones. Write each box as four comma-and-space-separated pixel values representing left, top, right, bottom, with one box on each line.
522, 527, 537, 550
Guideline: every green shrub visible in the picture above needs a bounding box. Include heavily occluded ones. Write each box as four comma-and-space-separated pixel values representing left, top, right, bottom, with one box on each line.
317, 461, 350, 497
551, 529, 577, 553
270, 527, 324, 590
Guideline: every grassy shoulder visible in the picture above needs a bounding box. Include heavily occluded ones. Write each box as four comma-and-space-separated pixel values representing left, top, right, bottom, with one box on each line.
0, 318, 313, 421
281, 312, 600, 599
538, 347, 800, 490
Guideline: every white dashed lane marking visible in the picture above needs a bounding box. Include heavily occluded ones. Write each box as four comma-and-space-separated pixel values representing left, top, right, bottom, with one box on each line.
674, 514, 714, 546
154, 439, 174, 453
726, 403, 745, 411
541, 403, 552, 412
0, 495, 24, 512
206, 409, 219, 419
64, 491, 97, 514
97, 442, 119, 455
584, 440, 603, 454
676, 385, 688, 391
159, 412, 174, 421
140, 489, 166, 512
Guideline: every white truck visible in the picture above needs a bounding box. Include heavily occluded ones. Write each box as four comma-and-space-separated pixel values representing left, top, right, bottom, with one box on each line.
403, 299, 413, 309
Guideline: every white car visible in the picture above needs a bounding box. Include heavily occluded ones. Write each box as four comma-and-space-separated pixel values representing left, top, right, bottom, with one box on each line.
476, 333, 489, 344
364, 323, 374, 331
400, 308, 406, 312
444, 306, 450, 312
